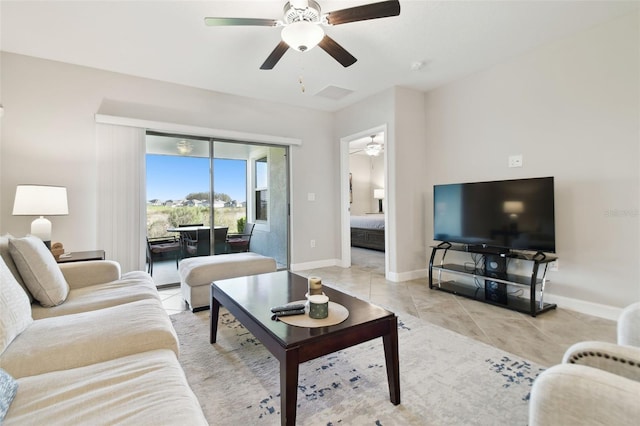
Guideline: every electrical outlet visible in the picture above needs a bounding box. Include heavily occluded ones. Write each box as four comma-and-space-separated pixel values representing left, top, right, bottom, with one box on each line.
310, 240, 316, 248
549, 260, 559, 271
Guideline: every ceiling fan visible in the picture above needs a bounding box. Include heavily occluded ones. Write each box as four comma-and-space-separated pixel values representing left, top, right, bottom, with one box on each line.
350, 135, 383, 156
204, 0, 401, 70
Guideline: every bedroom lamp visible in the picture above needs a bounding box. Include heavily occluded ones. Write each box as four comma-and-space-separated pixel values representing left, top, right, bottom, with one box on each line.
12, 184, 69, 249
503, 200, 524, 218
374, 188, 385, 213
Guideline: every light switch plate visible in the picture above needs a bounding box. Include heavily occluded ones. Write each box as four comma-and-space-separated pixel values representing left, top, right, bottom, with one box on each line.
508, 155, 523, 168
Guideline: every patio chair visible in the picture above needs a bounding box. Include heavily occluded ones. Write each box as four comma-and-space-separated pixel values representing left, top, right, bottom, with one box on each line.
226, 223, 255, 253
184, 228, 210, 257
146, 236, 181, 275
213, 227, 229, 255
178, 223, 204, 257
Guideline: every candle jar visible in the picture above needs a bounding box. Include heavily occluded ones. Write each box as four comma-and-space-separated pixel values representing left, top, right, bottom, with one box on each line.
308, 276, 323, 296
308, 294, 329, 319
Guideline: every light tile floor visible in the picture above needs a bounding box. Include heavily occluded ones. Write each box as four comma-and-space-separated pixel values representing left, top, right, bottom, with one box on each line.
157, 247, 617, 367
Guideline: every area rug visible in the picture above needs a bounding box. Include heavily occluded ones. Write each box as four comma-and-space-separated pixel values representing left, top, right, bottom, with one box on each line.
171, 309, 544, 425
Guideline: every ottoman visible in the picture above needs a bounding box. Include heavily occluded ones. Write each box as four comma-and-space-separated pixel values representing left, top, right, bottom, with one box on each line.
179, 252, 277, 311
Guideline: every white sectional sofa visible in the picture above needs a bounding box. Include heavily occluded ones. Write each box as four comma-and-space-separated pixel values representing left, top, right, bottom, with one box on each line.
0, 235, 207, 425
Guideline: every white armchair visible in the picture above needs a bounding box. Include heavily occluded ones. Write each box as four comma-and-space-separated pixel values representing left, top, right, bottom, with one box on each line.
618, 301, 640, 346
529, 302, 640, 426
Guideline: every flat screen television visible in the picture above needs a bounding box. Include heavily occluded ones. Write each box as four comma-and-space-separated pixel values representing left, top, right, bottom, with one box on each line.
433, 177, 555, 253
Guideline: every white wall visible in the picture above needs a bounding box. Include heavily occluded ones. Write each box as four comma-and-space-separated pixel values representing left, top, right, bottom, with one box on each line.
349, 154, 384, 215
335, 89, 396, 271
370, 155, 384, 213
423, 12, 639, 312
349, 154, 370, 215
335, 87, 429, 279
392, 87, 429, 278
0, 53, 336, 266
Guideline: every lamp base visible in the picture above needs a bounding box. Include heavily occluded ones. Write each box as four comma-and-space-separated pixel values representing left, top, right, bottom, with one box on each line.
31, 216, 52, 249
378, 199, 383, 213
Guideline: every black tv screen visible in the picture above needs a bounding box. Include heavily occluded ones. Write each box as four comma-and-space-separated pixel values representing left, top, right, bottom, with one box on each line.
433, 177, 555, 253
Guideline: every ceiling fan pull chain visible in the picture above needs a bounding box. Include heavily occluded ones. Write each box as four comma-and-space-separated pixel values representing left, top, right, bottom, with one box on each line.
298, 57, 306, 93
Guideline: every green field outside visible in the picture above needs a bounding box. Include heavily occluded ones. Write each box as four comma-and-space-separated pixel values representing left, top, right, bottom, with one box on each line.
147, 205, 246, 238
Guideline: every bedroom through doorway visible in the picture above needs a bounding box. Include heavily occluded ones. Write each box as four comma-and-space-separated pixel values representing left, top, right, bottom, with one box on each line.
347, 131, 386, 272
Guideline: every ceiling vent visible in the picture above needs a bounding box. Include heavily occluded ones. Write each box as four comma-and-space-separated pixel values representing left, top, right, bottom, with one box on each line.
314, 85, 353, 100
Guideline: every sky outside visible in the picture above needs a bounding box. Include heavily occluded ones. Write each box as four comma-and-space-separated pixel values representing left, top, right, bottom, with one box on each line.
146, 155, 247, 202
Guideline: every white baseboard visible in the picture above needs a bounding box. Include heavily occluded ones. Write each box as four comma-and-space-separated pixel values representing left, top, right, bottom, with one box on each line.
388, 268, 428, 282
544, 293, 622, 321
290, 258, 338, 272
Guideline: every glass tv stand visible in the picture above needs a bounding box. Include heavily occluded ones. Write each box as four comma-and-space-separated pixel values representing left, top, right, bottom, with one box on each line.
428, 243, 557, 317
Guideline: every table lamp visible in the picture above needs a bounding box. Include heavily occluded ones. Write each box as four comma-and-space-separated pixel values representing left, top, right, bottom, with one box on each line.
12, 185, 69, 248
374, 188, 385, 213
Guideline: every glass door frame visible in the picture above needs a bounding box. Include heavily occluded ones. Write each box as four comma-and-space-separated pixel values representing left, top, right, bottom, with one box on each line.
145, 131, 290, 269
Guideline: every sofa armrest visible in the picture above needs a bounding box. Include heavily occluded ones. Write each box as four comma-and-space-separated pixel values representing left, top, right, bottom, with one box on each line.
618, 302, 640, 347
562, 341, 640, 382
529, 364, 640, 426
59, 260, 121, 288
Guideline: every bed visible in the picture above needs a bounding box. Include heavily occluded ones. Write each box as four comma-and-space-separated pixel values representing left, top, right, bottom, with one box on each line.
350, 214, 385, 251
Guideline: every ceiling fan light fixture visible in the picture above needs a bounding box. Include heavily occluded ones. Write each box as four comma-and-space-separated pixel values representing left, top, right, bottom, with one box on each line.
364, 142, 382, 156
177, 139, 193, 155
281, 21, 324, 52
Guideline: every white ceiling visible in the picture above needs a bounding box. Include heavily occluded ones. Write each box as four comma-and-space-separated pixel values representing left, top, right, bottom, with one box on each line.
1, 1, 637, 112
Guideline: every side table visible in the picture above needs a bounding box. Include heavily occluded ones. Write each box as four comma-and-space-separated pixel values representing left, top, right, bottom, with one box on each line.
56, 250, 106, 264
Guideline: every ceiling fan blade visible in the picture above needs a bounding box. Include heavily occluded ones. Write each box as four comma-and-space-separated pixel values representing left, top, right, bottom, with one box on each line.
325, 0, 400, 26
318, 36, 357, 68
204, 17, 278, 27
260, 41, 290, 70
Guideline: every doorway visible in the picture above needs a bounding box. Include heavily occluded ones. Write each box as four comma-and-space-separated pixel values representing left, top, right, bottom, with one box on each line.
340, 126, 388, 278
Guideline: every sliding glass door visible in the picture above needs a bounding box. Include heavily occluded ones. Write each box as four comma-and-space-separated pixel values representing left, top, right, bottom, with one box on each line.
145, 133, 289, 283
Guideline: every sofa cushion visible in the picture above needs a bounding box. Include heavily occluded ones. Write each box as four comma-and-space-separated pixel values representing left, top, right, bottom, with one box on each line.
0, 235, 32, 303
31, 272, 160, 319
4, 349, 207, 426
9, 236, 69, 307
0, 299, 178, 378
0, 368, 18, 423
0, 256, 33, 355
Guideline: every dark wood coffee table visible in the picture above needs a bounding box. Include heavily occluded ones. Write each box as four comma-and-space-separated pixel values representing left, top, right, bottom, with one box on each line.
210, 270, 400, 426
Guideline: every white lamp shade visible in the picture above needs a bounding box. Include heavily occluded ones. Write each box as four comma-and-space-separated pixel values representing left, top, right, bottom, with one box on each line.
281, 21, 324, 52
13, 185, 69, 216
374, 189, 385, 199
13, 185, 68, 247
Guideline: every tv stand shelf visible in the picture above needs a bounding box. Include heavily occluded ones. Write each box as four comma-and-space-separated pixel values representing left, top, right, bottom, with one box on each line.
428, 244, 557, 317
